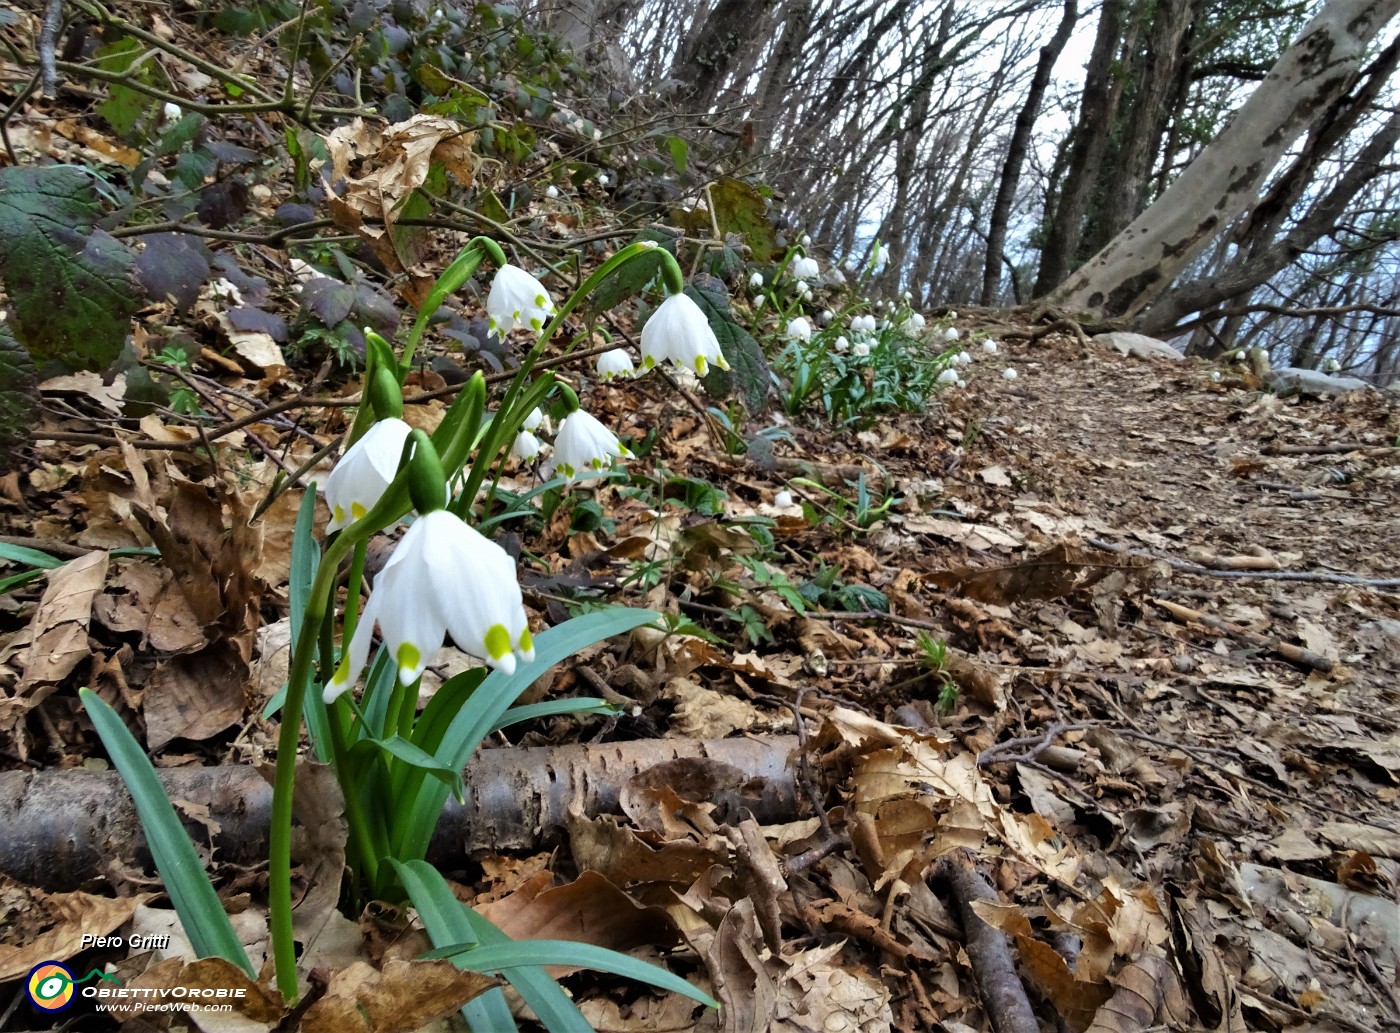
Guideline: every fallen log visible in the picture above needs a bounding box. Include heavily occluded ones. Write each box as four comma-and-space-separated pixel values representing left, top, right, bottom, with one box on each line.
0, 736, 798, 891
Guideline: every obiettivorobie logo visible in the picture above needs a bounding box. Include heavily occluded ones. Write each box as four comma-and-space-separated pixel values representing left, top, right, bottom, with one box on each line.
26, 962, 120, 1012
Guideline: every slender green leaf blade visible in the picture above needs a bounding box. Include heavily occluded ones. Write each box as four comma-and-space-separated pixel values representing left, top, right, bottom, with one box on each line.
79, 689, 254, 977
0, 541, 64, 568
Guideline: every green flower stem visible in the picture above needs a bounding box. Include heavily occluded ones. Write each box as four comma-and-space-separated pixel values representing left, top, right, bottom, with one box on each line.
325, 696, 388, 886
458, 242, 669, 513
341, 539, 368, 649
401, 236, 509, 376
393, 675, 422, 740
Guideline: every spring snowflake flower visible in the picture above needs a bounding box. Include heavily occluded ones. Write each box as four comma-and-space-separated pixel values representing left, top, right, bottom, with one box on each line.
512, 430, 542, 461
1003, 367, 1018, 381
1210, 371, 1223, 382
324, 510, 534, 700
640, 293, 730, 375
818, 309, 834, 325
791, 256, 820, 280
833, 335, 849, 353
749, 271, 764, 289
592, 128, 602, 142
487, 265, 555, 337
937, 369, 959, 384
754, 295, 767, 311
545, 185, 559, 198
982, 339, 998, 354
853, 341, 870, 358
786, 317, 813, 343
596, 348, 636, 381
800, 234, 812, 247
597, 173, 610, 187
521, 406, 544, 432
162, 101, 183, 120
551, 409, 632, 480
942, 326, 960, 342
324, 417, 413, 532
903, 313, 926, 333
947, 310, 958, 319
1322, 357, 1340, 373
775, 490, 795, 508
1232, 349, 1248, 361
954, 351, 971, 366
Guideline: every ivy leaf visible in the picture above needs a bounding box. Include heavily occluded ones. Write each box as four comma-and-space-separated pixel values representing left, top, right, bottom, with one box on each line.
0, 321, 37, 467
0, 166, 142, 373
684, 277, 771, 411
134, 232, 211, 312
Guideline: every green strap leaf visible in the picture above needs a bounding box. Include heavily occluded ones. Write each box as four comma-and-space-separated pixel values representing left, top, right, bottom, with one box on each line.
79, 689, 254, 977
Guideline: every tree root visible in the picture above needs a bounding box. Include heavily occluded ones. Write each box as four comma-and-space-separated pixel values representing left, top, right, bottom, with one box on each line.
0, 736, 798, 891
931, 850, 1039, 1033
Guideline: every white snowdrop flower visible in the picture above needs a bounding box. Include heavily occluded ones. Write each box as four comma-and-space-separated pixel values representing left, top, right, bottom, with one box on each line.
902, 289, 912, 301
324, 510, 534, 700
487, 265, 555, 336
595, 348, 636, 380
162, 101, 183, 121
597, 173, 610, 187
947, 310, 957, 320
791, 256, 820, 280
818, 309, 834, 325
640, 292, 730, 375
955, 376, 966, 387
833, 335, 849, 353
545, 185, 559, 198
775, 489, 794, 508
785, 317, 813, 343
798, 283, 813, 301
955, 351, 971, 366
1003, 367, 1019, 381
749, 271, 764, 289
859, 314, 878, 333
512, 430, 542, 461
902, 313, 925, 333
853, 341, 871, 358
551, 409, 632, 481
800, 234, 811, 247
1210, 371, 1222, 382
942, 326, 960, 342
937, 368, 959, 384
521, 406, 544, 432
324, 417, 413, 532
754, 295, 767, 311
982, 338, 998, 354
1322, 357, 1340, 373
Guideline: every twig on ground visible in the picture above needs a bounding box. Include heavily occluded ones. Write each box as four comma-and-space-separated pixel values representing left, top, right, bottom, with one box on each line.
38, 0, 63, 97
1088, 537, 1400, 589
1150, 596, 1335, 674
931, 850, 1039, 1033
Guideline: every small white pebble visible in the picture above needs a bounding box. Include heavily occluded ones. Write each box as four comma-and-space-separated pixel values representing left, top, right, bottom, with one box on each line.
1002, 367, 1018, 381
775, 490, 794, 508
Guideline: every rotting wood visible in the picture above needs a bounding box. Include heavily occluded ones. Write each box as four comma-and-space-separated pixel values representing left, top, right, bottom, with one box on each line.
0, 736, 798, 891
931, 850, 1039, 1033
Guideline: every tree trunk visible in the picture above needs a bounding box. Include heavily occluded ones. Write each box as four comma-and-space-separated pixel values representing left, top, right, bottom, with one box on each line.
1033, 0, 1130, 297
669, 0, 759, 109
1049, 0, 1400, 319
749, 0, 814, 150
981, 0, 1078, 305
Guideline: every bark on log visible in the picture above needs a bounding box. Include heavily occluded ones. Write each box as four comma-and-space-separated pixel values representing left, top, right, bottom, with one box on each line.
933, 851, 1040, 1033
0, 737, 798, 891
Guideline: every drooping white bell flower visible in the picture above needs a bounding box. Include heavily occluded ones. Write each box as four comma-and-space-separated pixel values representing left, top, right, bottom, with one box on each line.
942, 327, 960, 342
324, 417, 413, 532
592, 128, 602, 142
870, 241, 888, 272
596, 348, 636, 381
512, 430, 542, 461
487, 265, 556, 337
955, 376, 966, 387
1210, 370, 1223, 382
639, 292, 730, 375
982, 339, 998, 354
324, 510, 534, 699
162, 101, 183, 121
597, 172, 610, 187
775, 489, 794, 508
903, 313, 926, 334
749, 271, 764, 289
1003, 367, 1018, 380
521, 406, 544, 432
545, 185, 559, 198
1232, 349, 1248, 361
786, 317, 813, 343
793, 279, 810, 297
947, 310, 958, 319
1322, 357, 1340, 373
954, 351, 971, 366
826, 268, 847, 286
800, 234, 812, 247
937, 368, 959, 384
853, 341, 870, 358
551, 409, 632, 481
833, 335, 849, 353
818, 309, 834, 325
791, 256, 820, 280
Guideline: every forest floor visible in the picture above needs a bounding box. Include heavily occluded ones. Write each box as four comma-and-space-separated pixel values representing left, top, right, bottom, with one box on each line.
2, 322, 1398, 1033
